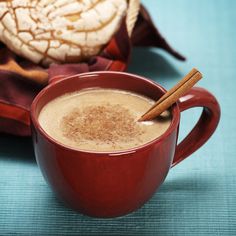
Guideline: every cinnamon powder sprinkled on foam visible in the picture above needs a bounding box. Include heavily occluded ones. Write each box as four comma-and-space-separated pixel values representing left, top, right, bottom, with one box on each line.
60, 103, 144, 145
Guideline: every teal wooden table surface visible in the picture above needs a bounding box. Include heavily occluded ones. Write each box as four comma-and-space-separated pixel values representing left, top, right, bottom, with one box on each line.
0, 0, 235, 235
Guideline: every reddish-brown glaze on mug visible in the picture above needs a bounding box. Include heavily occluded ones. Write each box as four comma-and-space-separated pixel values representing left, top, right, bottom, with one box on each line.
30, 72, 220, 218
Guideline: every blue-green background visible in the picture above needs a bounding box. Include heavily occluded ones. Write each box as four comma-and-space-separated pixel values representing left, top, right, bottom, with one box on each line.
0, 0, 235, 235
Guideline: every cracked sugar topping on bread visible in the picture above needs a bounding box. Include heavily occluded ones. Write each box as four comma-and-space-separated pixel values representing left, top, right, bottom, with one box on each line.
0, 0, 128, 65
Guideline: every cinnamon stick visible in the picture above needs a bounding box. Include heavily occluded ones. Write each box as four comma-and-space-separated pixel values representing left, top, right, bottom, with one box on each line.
139, 68, 202, 121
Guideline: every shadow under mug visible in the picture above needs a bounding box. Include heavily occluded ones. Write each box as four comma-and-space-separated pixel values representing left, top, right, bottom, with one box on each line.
30, 71, 220, 218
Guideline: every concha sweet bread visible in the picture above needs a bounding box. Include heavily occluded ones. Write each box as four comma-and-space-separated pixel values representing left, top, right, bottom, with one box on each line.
0, 0, 140, 66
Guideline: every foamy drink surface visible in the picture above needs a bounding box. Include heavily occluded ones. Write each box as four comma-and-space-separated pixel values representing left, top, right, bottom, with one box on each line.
38, 89, 171, 151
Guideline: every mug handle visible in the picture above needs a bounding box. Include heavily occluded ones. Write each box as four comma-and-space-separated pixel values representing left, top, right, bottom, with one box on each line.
171, 87, 221, 167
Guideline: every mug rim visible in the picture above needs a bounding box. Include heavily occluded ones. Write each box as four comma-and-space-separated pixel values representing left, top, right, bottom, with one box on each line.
30, 71, 180, 156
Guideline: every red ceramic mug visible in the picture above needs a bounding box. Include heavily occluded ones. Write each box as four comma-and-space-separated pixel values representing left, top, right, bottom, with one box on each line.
30, 71, 220, 218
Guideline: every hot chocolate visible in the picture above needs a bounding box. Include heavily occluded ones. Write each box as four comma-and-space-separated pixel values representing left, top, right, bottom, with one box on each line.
38, 89, 171, 151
